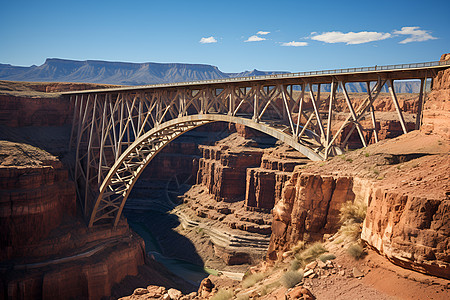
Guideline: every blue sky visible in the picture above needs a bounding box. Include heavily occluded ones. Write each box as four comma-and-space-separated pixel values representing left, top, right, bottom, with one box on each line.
1, 0, 449, 73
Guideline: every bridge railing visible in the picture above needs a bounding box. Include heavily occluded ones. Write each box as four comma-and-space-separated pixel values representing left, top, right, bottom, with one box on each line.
135, 59, 450, 89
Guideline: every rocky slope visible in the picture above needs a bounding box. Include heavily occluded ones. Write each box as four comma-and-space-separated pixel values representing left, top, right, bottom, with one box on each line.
267, 129, 449, 279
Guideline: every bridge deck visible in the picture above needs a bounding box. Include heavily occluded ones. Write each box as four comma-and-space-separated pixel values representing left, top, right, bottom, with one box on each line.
63, 60, 450, 95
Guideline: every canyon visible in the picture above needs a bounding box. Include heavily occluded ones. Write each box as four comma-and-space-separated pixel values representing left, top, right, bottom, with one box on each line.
0, 54, 449, 300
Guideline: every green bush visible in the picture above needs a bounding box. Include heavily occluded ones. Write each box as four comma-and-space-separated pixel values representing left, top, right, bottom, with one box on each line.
347, 243, 364, 259
281, 270, 304, 288
211, 289, 233, 300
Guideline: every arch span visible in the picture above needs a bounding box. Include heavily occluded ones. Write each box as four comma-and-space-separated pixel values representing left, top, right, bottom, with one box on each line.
89, 114, 324, 227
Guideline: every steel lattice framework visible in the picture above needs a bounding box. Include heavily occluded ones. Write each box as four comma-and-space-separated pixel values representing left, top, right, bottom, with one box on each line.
65, 60, 450, 227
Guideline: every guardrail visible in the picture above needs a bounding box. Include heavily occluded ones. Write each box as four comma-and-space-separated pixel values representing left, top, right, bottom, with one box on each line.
136, 59, 450, 88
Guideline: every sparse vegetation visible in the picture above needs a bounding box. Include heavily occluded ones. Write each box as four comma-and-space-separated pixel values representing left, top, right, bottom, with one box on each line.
339, 222, 363, 240
347, 243, 365, 259
339, 201, 366, 225
211, 289, 233, 300
290, 258, 303, 271
259, 281, 281, 296
281, 270, 304, 288
365, 152, 370, 157
319, 253, 336, 262
297, 242, 327, 263
292, 240, 306, 254
241, 272, 265, 289
337, 201, 367, 243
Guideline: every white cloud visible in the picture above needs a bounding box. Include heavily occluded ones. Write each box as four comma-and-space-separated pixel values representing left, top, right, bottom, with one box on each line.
311, 31, 391, 45
199, 36, 217, 44
393, 26, 437, 44
257, 31, 270, 35
281, 41, 308, 47
245, 35, 266, 42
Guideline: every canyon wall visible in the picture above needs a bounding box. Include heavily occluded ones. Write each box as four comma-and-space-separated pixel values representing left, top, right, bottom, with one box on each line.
267, 152, 449, 280
0, 95, 72, 127
422, 53, 450, 138
0, 152, 75, 260
196, 144, 264, 202
0, 83, 147, 299
267, 171, 358, 260
245, 146, 308, 211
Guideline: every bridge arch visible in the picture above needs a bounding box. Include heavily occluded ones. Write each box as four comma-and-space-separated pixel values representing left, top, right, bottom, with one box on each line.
89, 114, 323, 227
65, 59, 449, 227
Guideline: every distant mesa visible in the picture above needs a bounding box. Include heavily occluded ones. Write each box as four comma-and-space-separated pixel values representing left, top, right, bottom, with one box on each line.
0, 58, 422, 92
0, 58, 285, 86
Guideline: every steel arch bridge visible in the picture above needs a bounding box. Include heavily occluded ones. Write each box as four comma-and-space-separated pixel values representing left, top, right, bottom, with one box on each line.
65, 59, 449, 227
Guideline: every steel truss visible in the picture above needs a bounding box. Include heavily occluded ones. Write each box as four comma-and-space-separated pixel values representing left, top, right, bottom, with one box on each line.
68, 65, 442, 227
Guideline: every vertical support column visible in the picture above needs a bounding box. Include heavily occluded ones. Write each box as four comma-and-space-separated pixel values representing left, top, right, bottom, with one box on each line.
69, 95, 78, 150
366, 82, 379, 143
98, 94, 108, 185
295, 84, 305, 137
84, 94, 98, 216
228, 87, 235, 116
74, 94, 88, 190
415, 77, 426, 130
200, 89, 205, 114
387, 79, 408, 134
253, 84, 260, 122
325, 80, 335, 159
282, 85, 288, 121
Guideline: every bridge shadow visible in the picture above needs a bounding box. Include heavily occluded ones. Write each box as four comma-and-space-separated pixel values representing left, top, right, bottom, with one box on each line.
123, 177, 209, 291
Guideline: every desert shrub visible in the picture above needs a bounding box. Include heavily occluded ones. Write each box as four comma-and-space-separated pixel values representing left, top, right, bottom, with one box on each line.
259, 281, 280, 296
241, 272, 265, 289
299, 242, 327, 263
347, 243, 364, 259
318, 253, 336, 262
290, 259, 303, 271
339, 222, 362, 240
211, 289, 233, 300
292, 240, 306, 254
281, 270, 304, 288
339, 201, 366, 225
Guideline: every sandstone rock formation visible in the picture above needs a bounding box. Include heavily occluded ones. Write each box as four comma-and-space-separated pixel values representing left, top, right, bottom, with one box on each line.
268, 129, 449, 279
197, 144, 263, 202
245, 146, 308, 211
267, 172, 357, 260
422, 53, 450, 138
0, 94, 72, 127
